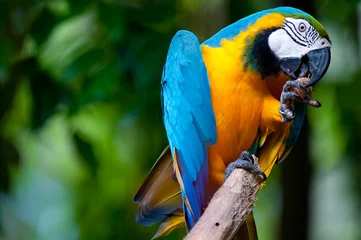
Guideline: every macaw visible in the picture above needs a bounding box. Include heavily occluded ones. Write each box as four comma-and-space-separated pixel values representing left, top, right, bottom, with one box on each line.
134, 6, 331, 239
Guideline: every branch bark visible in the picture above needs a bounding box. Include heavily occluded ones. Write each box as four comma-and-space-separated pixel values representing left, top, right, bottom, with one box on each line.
184, 165, 264, 240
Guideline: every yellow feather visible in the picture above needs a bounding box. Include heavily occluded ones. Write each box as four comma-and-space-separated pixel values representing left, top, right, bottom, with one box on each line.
259, 128, 269, 148
152, 214, 185, 239
134, 146, 183, 235
173, 148, 194, 225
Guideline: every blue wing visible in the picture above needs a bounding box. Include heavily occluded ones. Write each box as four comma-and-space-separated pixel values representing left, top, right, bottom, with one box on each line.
161, 30, 217, 229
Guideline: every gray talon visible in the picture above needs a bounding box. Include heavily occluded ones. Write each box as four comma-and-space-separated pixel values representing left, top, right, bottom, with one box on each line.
286, 111, 294, 118
239, 151, 254, 164
279, 80, 310, 122
283, 80, 307, 92
281, 92, 303, 102
224, 151, 267, 182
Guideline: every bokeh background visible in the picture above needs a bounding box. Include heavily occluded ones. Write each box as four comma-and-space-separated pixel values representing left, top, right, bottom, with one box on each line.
0, 0, 360, 240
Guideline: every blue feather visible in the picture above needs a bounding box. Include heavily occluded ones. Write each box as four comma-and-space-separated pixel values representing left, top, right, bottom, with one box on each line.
203, 6, 310, 47
161, 30, 217, 228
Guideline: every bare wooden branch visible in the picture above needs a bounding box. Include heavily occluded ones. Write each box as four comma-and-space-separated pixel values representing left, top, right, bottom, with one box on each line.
184, 165, 264, 240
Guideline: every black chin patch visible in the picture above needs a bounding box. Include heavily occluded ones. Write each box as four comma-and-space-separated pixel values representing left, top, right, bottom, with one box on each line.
243, 27, 281, 78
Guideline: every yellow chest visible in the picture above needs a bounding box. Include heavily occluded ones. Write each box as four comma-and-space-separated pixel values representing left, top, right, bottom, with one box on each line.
201, 42, 270, 165
201, 44, 291, 185
209, 72, 267, 165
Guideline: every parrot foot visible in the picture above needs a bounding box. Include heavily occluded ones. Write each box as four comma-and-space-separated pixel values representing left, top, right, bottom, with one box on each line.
279, 80, 310, 122
224, 151, 267, 182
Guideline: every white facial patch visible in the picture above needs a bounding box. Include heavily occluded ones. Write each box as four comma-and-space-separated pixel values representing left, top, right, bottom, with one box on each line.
268, 18, 331, 59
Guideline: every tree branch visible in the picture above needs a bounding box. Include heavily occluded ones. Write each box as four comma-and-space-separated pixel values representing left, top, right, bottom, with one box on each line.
184, 162, 264, 240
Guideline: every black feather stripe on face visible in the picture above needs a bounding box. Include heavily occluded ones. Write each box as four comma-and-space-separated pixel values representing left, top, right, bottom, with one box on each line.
243, 27, 281, 79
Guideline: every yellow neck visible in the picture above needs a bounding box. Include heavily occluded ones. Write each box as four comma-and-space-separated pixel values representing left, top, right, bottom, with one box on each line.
201, 12, 285, 87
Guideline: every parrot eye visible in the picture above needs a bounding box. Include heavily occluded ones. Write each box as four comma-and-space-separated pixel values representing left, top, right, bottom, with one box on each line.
298, 23, 306, 32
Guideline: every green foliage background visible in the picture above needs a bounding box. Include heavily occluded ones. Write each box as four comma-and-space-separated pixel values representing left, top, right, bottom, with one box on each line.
0, 0, 360, 240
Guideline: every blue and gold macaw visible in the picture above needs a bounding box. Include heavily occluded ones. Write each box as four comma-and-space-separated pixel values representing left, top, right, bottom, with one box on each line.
134, 6, 331, 239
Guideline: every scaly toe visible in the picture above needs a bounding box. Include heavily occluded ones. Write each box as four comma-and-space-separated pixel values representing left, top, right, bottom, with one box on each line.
224, 155, 267, 182
239, 151, 254, 164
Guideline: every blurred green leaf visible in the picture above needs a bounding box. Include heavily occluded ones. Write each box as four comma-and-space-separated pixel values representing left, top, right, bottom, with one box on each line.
0, 38, 15, 81
127, 1, 176, 24
62, 48, 106, 84
73, 134, 98, 176
336, 69, 361, 117
39, 10, 102, 80
97, 2, 126, 42
28, 63, 62, 129
309, 84, 348, 171
47, 0, 70, 17
0, 138, 20, 192
67, 0, 92, 16
29, 6, 59, 45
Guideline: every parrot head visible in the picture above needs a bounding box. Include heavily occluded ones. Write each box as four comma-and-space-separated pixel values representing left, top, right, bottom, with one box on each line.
268, 14, 331, 87
203, 7, 332, 87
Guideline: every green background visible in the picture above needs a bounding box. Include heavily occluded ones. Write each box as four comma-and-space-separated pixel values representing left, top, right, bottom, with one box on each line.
0, 0, 360, 240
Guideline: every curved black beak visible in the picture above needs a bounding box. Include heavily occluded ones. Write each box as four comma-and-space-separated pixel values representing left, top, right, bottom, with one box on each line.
279, 47, 331, 87
305, 47, 331, 87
